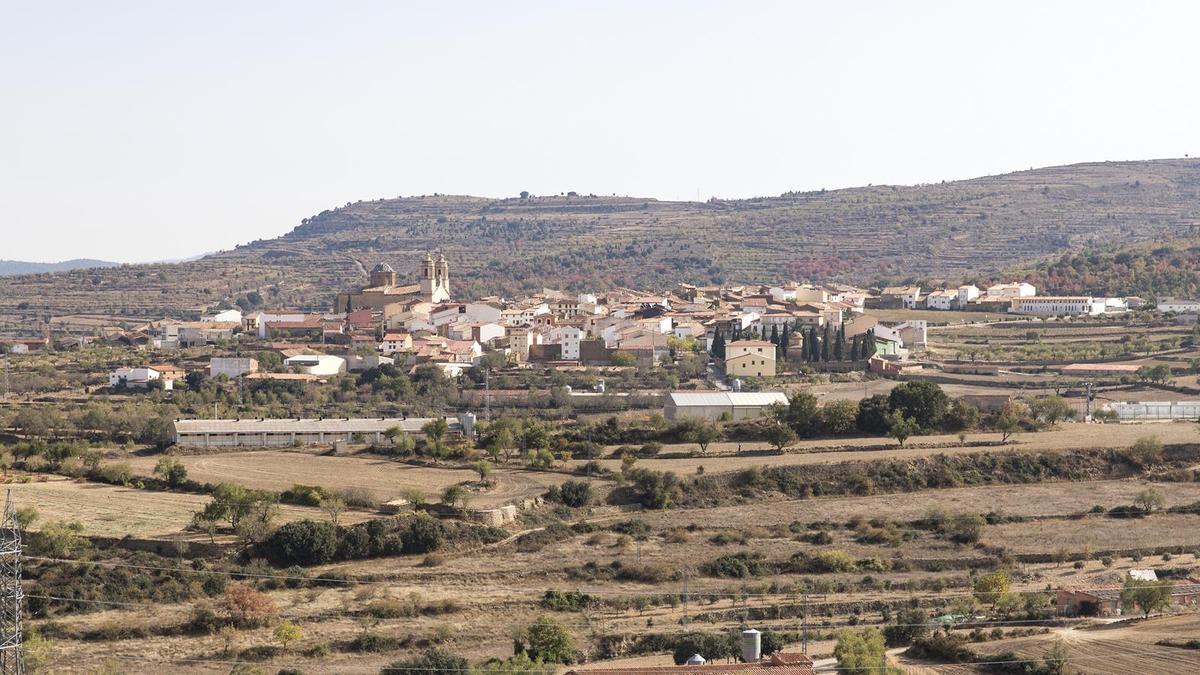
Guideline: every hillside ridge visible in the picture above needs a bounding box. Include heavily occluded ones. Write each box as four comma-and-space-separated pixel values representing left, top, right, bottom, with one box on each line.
2, 158, 1199, 327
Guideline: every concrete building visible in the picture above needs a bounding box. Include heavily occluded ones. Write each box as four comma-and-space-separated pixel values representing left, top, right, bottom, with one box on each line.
172, 414, 476, 448
725, 340, 776, 378
209, 357, 259, 378
665, 391, 789, 421
549, 325, 584, 360
1158, 297, 1200, 314
1010, 296, 1106, 316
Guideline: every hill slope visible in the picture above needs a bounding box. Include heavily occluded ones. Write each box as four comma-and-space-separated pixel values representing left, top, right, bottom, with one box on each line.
0, 259, 118, 276
2, 158, 1199, 327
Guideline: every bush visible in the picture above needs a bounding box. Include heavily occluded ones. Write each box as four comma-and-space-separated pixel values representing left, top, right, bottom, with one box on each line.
383, 649, 470, 674
280, 484, 329, 507
557, 480, 593, 508
262, 520, 337, 566
401, 514, 445, 554
704, 552, 771, 578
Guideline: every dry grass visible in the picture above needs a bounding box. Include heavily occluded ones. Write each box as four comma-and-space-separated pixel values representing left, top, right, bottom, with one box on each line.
124, 450, 565, 508
7, 475, 369, 538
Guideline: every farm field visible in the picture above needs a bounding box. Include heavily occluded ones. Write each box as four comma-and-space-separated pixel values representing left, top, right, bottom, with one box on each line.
942, 614, 1200, 675
123, 450, 566, 508
6, 476, 370, 538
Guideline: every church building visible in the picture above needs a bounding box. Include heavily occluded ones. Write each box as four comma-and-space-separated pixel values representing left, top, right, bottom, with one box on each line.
336, 252, 451, 312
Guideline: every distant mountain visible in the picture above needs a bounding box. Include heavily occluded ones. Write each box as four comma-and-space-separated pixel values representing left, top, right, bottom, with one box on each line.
0, 259, 120, 276
2, 158, 1200, 321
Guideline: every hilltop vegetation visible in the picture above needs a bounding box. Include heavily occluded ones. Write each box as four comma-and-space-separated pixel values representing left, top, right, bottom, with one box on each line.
1005, 240, 1200, 300
2, 159, 1200, 328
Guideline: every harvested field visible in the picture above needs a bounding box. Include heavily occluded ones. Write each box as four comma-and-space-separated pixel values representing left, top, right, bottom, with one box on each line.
961, 614, 1200, 675
124, 451, 564, 508
6, 476, 367, 538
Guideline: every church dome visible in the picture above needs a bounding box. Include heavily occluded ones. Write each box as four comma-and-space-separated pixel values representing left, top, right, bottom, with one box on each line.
371, 263, 395, 273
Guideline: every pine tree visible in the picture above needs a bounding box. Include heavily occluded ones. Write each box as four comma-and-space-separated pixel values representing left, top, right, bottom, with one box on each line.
821, 324, 832, 362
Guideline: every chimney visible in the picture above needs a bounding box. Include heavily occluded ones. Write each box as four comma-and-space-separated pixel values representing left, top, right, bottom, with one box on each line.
741, 629, 761, 663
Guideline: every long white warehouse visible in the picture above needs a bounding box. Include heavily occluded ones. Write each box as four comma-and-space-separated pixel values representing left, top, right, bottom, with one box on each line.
172, 414, 475, 448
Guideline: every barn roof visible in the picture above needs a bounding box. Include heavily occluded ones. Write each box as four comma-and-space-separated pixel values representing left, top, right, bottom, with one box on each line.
668, 391, 788, 408
172, 417, 458, 435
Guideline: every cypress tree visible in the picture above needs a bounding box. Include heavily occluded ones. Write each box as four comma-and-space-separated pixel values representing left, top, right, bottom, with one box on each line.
834, 324, 846, 361
850, 335, 861, 361
779, 324, 790, 359
808, 327, 819, 362
769, 325, 779, 345
863, 330, 876, 358
821, 324, 832, 361
712, 330, 725, 360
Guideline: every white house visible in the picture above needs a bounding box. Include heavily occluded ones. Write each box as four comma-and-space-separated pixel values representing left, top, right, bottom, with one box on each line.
549, 325, 584, 360
925, 289, 958, 310
379, 332, 413, 355
202, 308, 244, 324
987, 282, 1037, 300
284, 354, 347, 376
109, 366, 169, 390
957, 285, 980, 308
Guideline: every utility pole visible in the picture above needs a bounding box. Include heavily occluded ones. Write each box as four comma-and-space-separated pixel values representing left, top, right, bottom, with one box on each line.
682, 571, 689, 629
801, 592, 809, 655
0, 490, 25, 674
1084, 381, 1094, 421
484, 367, 491, 422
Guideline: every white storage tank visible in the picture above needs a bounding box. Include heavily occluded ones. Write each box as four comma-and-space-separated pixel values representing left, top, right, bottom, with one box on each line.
741, 628, 761, 662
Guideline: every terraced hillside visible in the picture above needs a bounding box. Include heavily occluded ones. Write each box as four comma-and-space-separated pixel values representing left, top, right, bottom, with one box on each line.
3, 158, 1200, 330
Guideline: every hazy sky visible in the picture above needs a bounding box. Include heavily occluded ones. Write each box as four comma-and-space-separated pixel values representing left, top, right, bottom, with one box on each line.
3, 1, 1198, 263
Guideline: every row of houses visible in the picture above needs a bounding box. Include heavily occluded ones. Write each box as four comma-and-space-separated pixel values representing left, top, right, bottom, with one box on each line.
877, 282, 1139, 316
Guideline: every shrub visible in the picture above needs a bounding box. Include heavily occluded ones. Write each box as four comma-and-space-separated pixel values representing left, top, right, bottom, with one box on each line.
280, 484, 329, 507
218, 582, 278, 628
524, 616, 576, 664
557, 480, 593, 508
262, 520, 337, 566
704, 552, 771, 578
401, 514, 445, 554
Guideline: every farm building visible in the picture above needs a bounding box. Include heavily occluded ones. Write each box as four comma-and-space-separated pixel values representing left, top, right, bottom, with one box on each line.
665, 391, 788, 421
1056, 581, 1200, 616
172, 414, 476, 448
